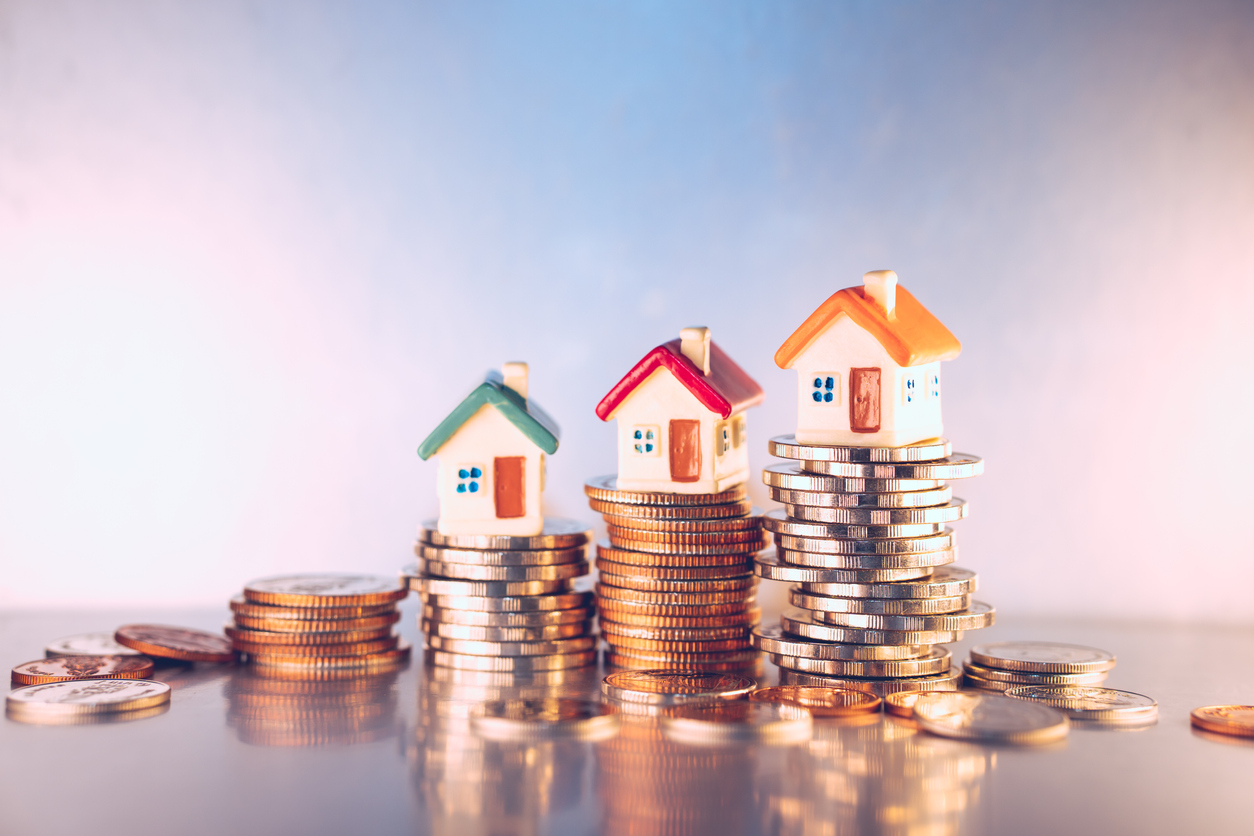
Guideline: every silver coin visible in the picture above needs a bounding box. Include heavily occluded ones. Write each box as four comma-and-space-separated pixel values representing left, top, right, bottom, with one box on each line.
813, 601, 995, 631
775, 529, 955, 555
471, 698, 619, 742
778, 667, 962, 697
794, 565, 977, 599
414, 543, 587, 566
797, 453, 984, 480
419, 517, 592, 551
962, 662, 1108, 687
782, 499, 968, 525
422, 618, 592, 642
755, 550, 935, 583
427, 649, 598, 672
781, 609, 964, 646
762, 509, 945, 540
409, 574, 572, 597
45, 632, 143, 658
750, 623, 932, 660
768, 647, 951, 678
422, 605, 593, 627
6, 679, 172, 716
601, 670, 758, 705
584, 474, 747, 506
1004, 685, 1157, 721
912, 691, 1069, 744
424, 633, 598, 657
662, 701, 812, 746
768, 434, 952, 463
768, 485, 953, 509
777, 545, 957, 570
790, 587, 971, 615
969, 641, 1117, 674
417, 558, 589, 582
419, 591, 594, 613
763, 463, 943, 493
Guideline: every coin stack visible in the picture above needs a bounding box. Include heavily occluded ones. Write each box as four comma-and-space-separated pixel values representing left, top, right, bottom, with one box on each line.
227, 574, 411, 674
585, 475, 768, 672
962, 641, 1115, 693
404, 519, 597, 673
753, 436, 992, 696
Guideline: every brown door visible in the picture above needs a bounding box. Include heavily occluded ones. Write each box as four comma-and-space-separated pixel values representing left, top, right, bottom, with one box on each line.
668, 420, 701, 482
493, 456, 526, 518
850, 368, 881, 433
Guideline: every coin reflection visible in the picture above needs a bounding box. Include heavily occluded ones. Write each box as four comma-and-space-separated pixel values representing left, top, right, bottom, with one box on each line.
410, 659, 601, 836
225, 662, 403, 747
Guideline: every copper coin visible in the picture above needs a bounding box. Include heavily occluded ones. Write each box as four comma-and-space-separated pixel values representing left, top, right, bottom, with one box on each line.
604, 647, 761, 665
596, 584, 756, 606
599, 620, 750, 641
607, 535, 768, 556
749, 686, 882, 717
229, 594, 398, 621
225, 624, 396, 646
606, 635, 752, 653
250, 641, 412, 672
234, 635, 398, 657
605, 652, 761, 673
605, 524, 765, 545
1190, 706, 1254, 738
595, 557, 751, 580
584, 475, 747, 506
601, 669, 757, 704
11, 655, 154, 686
595, 597, 757, 618
115, 624, 234, 663
230, 611, 401, 633
243, 574, 409, 608
597, 573, 757, 594
884, 690, 923, 718
596, 607, 761, 629
596, 541, 756, 568
590, 498, 753, 519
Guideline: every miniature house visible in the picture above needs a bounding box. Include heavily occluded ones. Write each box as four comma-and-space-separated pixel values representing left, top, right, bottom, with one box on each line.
418, 363, 559, 536
774, 270, 961, 447
596, 327, 764, 494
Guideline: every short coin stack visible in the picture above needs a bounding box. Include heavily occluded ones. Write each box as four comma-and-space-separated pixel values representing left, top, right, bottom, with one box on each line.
753, 436, 992, 695
585, 475, 767, 672
963, 641, 1115, 693
228, 574, 411, 674
404, 519, 597, 673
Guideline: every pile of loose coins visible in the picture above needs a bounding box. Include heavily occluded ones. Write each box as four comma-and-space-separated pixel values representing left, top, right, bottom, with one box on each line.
228, 574, 411, 674
753, 435, 992, 695
586, 475, 767, 672
404, 519, 597, 673
962, 641, 1115, 693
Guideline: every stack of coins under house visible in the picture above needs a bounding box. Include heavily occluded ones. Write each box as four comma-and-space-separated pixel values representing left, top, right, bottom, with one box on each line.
585, 475, 768, 672
405, 519, 598, 674
752, 436, 992, 695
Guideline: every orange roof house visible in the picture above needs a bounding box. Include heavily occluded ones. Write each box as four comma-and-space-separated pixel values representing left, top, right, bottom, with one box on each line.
775, 270, 961, 447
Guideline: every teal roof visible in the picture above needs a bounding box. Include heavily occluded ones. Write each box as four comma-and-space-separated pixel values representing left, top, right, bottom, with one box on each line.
417, 371, 561, 460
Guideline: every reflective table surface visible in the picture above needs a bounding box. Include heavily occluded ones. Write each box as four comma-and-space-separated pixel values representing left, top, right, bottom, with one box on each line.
2, 600, 1252, 835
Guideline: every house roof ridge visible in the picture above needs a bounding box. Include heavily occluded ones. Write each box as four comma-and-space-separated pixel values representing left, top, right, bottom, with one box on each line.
596, 337, 764, 421
418, 375, 561, 460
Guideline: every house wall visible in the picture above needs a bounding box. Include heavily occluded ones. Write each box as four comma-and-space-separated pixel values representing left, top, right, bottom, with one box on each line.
610, 370, 750, 493
434, 404, 545, 535
792, 314, 945, 446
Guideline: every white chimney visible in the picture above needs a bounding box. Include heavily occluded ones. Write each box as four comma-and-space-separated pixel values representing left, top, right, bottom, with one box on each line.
502, 362, 528, 401
863, 270, 898, 316
679, 327, 712, 375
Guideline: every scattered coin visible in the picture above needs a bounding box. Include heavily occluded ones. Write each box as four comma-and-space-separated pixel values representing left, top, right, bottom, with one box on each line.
471, 698, 619, 742
243, 574, 409, 608
584, 475, 747, 506
884, 690, 923, 718
601, 670, 757, 705
115, 624, 234, 663
1006, 685, 1158, 722
969, 641, 1117, 675
768, 434, 953, 463
44, 632, 142, 658
662, 701, 812, 745
749, 686, 882, 717
1190, 705, 1254, 738
11, 655, 154, 686
6, 678, 171, 717
912, 691, 1069, 744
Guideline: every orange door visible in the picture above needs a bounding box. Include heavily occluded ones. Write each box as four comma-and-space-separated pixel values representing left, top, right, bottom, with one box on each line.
850, 368, 881, 433
668, 420, 701, 482
493, 457, 526, 518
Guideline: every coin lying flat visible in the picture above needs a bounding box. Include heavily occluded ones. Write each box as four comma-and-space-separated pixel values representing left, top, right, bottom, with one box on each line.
606, 652, 760, 673
11, 655, 155, 686
422, 605, 593, 627
969, 641, 1117, 674
600, 621, 750, 642
231, 611, 401, 633
777, 546, 956, 571
783, 499, 968, 526
428, 649, 597, 672
423, 619, 591, 642
601, 669, 757, 705
768, 435, 953, 463
44, 632, 143, 658
964, 662, 1107, 687
769, 648, 952, 678
750, 685, 882, 717
781, 609, 963, 646
6, 678, 172, 717
409, 574, 571, 597
606, 522, 764, 542
776, 530, 956, 556
598, 572, 757, 594
607, 535, 768, 556
251, 641, 412, 672
597, 584, 756, 606
813, 601, 995, 632
790, 587, 971, 616
797, 453, 984, 480
584, 475, 747, 506
596, 541, 757, 568
597, 556, 751, 580
418, 558, 589, 582
596, 607, 761, 629
912, 691, 1069, 744
424, 633, 597, 657
1006, 686, 1157, 721
244, 574, 409, 608
420, 518, 592, 551
234, 635, 399, 657
779, 668, 962, 697
663, 701, 812, 745
800, 569, 976, 603
471, 698, 619, 742
589, 497, 753, 519
762, 509, 945, 540
755, 550, 935, 584
595, 597, 758, 619
764, 463, 943, 493
884, 690, 923, 718
607, 635, 752, 653
228, 594, 398, 621
750, 624, 931, 661
1190, 705, 1254, 738
225, 624, 396, 646
604, 512, 761, 533
769, 485, 953, 509
421, 591, 594, 613
115, 624, 234, 663
414, 543, 587, 566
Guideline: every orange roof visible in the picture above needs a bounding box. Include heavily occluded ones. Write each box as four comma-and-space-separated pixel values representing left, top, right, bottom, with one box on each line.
774, 285, 961, 369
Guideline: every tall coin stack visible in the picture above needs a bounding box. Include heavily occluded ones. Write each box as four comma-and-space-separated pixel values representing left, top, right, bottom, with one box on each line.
227, 574, 412, 675
752, 436, 993, 696
404, 519, 598, 674
585, 475, 767, 673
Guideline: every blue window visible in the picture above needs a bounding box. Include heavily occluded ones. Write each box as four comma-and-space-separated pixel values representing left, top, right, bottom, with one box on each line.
811, 374, 838, 405
632, 426, 659, 455
456, 466, 483, 494
928, 372, 941, 399
904, 376, 918, 405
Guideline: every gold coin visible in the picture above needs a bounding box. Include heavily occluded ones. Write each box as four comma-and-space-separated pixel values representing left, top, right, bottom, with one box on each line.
422, 618, 591, 642
590, 498, 753, 519
416, 558, 589, 582
595, 607, 761, 629
596, 596, 757, 618
228, 594, 398, 621
962, 662, 1108, 687
605, 652, 761, 673
596, 556, 751, 580
596, 541, 756, 568
884, 690, 922, 718
756, 550, 934, 583
750, 624, 931, 661
225, 624, 396, 646
427, 649, 597, 672
599, 620, 749, 641
605, 635, 752, 653
408, 575, 571, 597
607, 535, 768, 556
597, 573, 757, 594
769, 648, 951, 678
413, 543, 587, 566
231, 612, 401, 633
776, 545, 956, 570
768, 485, 953, 509
1190, 705, 1254, 738
235, 635, 398, 657
748, 685, 882, 717
778, 667, 963, 697
11, 655, 154, 686
243, 574, 408, 608
768, 434, 953, 463
424, 633, 597, 657
250, 641, 412, 671
421, 591, 593, 612
597, 583, 756, 606
584, 475, 747, 506
912, 691, 1069, 744
422, 604, 593, 626
601, 669, 757, 704
419, 517, 592, 551
604, 512, 762, 534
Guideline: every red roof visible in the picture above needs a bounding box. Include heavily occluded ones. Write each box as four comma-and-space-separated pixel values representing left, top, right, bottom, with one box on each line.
596, 338, 764, 421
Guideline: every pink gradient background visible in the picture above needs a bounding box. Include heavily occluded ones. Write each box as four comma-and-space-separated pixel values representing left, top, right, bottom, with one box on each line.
1, 2, 1252, 618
